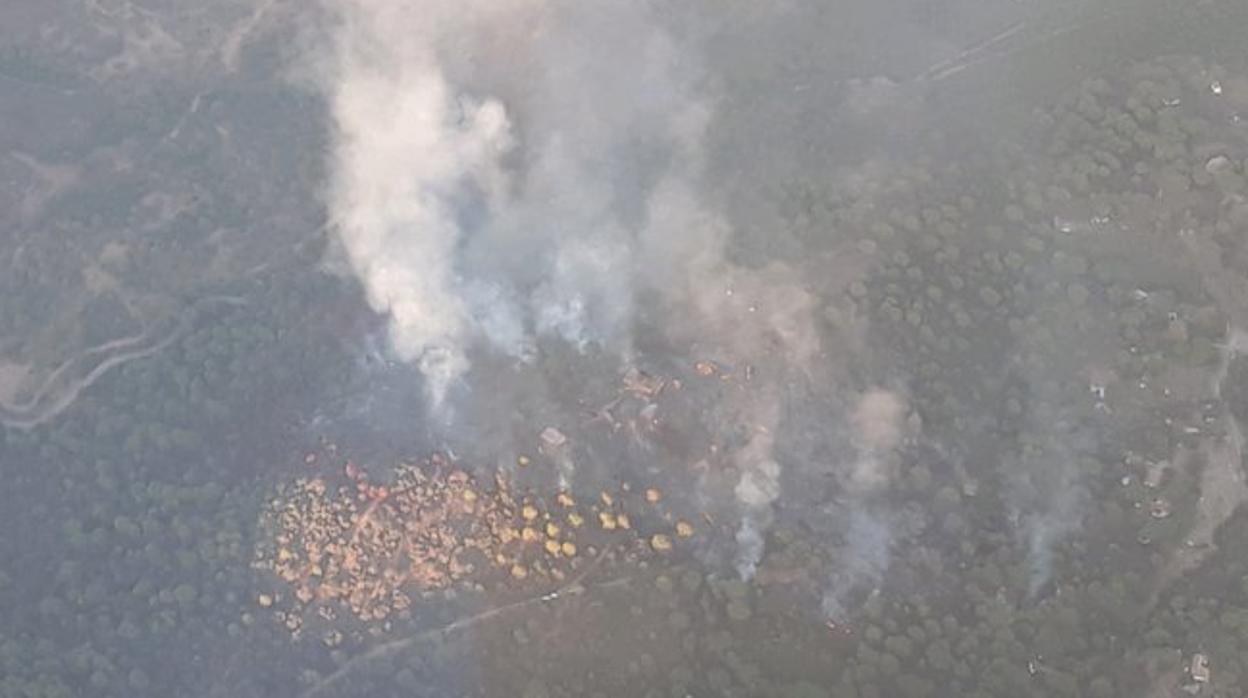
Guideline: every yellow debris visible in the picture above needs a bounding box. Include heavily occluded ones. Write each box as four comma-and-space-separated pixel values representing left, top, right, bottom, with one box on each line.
517, 455, 531, 467
261, 453, 670, 639
675, 520, 694, 538
650, 534, 673, 552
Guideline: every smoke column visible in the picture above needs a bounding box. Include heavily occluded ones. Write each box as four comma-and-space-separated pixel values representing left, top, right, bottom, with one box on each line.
321, 0, 513, 407
320, 0, 701, 404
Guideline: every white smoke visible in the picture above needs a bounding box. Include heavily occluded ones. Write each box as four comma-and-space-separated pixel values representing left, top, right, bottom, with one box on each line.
822, 387, 910, 618
319, 0, 743, 407
323, 0, 517, 406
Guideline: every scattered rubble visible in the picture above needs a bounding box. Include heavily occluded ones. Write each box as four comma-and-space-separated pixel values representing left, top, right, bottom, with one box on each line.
254, 447, 697, 640
1149, 498, 1173, 519
1190, 653, 1210, 683
540, 427, 568, 450
622, 367, 665, 399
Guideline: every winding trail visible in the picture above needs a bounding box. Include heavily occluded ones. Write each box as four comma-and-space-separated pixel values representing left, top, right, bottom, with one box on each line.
0, 295, 247, 431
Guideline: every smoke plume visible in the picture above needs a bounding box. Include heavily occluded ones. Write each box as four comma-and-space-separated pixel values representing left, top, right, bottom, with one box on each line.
320, 0, 709, 405
1007, 397, 1092, 598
